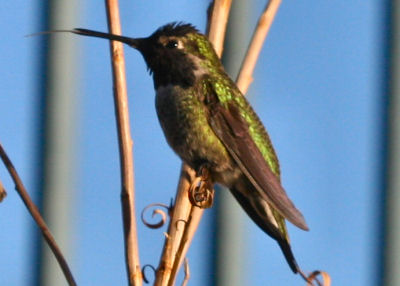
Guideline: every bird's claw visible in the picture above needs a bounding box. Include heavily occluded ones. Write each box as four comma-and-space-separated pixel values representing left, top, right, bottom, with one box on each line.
189, 166, 214, 208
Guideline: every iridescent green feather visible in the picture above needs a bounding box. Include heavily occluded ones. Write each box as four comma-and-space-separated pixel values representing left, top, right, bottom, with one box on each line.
188, 32, 289, 238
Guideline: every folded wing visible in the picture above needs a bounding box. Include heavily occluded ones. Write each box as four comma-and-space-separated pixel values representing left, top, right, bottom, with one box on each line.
209, 101, 308, 230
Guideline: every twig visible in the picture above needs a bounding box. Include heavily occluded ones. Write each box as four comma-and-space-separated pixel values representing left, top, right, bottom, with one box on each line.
168, 205, 203, 286
0, 179, 6, 202
181, 258, 190, 286
104, 0, 142, 285
154, 164, 197, 286
236, 0, 281, 94
207, 0, 233, 57
0, 143, 77, 286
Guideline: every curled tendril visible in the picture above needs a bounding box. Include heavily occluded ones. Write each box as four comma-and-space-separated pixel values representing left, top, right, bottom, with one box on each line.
142, 264, 156, 284
141, 203, 170, 229
299, 269, 331, 286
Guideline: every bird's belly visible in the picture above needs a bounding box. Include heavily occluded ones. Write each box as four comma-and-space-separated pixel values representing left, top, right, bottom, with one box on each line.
156, 85, 240, 185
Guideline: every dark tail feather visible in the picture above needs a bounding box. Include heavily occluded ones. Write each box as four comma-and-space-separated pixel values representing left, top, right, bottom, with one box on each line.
230, 184, 299, 273
278, 240, 299, 273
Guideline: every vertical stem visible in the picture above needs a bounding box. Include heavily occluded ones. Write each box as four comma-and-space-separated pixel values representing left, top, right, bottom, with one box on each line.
167, 205, 203, 286
207, 0, 233, 57
236, 0, 282, 94
104, 1, 142, 285
154, 164, 197, 286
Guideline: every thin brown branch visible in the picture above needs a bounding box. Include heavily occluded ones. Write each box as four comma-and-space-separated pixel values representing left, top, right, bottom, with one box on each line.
154, 164, 197, 286
168, 205, 203, 286
181, 258, 190, 286
236, 0, 281, 94
207, 0, 233, 57
0, 179, 6, 202
104, 1, 142, 285
0, 143, 77, 286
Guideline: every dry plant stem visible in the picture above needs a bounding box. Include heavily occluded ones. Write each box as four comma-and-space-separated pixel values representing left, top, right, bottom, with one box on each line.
181, 258, 190, 286
236, 0, 282, 94
154, 164, 197, 286
207, 0, 232, 57
168, 206, 203, 286
0, 143, 77, 286
0, 179, 6, 202
104, 0, 142, 285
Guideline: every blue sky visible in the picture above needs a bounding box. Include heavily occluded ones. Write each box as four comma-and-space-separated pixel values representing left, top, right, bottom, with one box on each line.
0, 1, 387, 285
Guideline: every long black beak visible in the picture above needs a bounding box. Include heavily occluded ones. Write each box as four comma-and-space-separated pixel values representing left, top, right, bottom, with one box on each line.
30, 28, 142, 49
71, 28, 142, 49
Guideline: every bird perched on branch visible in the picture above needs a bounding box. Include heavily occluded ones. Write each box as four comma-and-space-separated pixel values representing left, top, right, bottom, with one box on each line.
66, 22, 308, 273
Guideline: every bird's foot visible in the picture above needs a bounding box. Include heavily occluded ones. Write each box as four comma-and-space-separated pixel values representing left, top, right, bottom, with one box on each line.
189, 165, 214, 209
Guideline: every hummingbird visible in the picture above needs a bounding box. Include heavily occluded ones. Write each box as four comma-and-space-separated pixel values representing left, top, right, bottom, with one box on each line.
66, 22, 309, 273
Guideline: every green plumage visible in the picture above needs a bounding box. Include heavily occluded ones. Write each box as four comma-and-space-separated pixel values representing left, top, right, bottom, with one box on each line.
153, 27, 306, 272
70, 22, 308, 274
188, 32, 281, 174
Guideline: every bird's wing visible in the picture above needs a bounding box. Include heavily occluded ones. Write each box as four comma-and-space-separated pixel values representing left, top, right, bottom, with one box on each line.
208, 98, 308, 231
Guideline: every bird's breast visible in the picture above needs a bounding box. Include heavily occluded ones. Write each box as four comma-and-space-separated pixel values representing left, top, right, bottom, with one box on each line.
155, 84, 239, 183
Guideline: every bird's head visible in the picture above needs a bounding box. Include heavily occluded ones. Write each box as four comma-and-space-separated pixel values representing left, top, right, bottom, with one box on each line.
71, 22, 222, 89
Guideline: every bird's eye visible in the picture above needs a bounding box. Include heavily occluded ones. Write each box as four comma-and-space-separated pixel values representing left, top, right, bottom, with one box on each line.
166, 40, 179, 49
